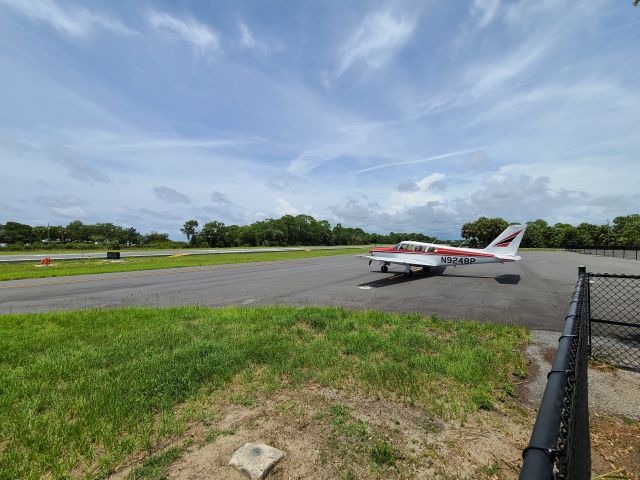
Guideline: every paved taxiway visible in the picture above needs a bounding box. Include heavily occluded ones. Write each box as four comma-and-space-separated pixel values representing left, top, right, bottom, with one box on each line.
0, 252, 637, 330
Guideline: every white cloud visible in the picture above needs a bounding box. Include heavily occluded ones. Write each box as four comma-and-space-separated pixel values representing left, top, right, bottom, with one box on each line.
464, 32, 557, 98
335, 9, 416, 78
287, 147, 342, 175
355, 148, 483, 174
48, 146, 112, 183
274, 198, 299, 216
51, 206, 86, 218
153, 186, 191, 204
471, 0, 502, 30
389, 173, 446, 212
0, 0, 136, 37
238, 20, 257, 49
148, 11, 220, 57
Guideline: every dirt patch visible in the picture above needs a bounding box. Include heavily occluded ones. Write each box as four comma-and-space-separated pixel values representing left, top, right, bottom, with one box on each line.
591, 414, 640, 480
108, 336, 640, 480
108, 380, 533, 480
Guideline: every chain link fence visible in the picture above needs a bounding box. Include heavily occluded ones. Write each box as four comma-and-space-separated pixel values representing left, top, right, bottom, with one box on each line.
588, 273, 640, 371
520, 272, 591, 479
566, 245, 640, 261
521, 269, 640, 478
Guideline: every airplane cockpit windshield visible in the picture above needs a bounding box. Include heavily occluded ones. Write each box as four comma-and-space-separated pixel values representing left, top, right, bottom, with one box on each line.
393, 243, 403, 250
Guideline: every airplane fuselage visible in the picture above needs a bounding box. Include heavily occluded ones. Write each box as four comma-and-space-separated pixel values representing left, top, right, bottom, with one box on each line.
369, 242, 513, 267
360, 225, 526, 275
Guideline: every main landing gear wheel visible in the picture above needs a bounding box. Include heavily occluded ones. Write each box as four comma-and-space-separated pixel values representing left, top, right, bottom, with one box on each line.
381, 265, 388, 273
422, 266, 431, 273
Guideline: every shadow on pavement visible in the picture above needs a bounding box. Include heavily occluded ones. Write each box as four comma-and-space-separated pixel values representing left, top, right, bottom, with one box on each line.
358, 270, 432, 288
494, 274, 521, 285
440, 273, 521, 285
359, 271, 522, 288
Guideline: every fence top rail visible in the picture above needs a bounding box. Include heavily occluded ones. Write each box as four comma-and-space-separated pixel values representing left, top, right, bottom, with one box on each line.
566, 245, 640, 249
519, 273, 588, 479
588, 272, 640, 279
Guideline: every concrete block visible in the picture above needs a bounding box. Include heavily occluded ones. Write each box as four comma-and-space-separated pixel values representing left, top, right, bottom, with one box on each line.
229, 443, 284, 480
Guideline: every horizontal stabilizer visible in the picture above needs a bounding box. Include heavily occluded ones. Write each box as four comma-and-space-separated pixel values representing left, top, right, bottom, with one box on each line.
494, 254, 521, 262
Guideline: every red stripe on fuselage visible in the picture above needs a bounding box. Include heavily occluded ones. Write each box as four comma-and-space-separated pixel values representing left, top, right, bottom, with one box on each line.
369, 247, 494, 258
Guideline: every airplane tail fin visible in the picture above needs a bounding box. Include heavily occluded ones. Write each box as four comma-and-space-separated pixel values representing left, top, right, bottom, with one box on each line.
482, 225, 527, 256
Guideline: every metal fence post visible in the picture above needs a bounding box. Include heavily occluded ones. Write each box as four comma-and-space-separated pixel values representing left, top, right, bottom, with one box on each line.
584, 268, 592, 356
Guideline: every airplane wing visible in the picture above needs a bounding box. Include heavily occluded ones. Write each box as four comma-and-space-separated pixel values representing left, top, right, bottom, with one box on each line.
357, 255, 440, 267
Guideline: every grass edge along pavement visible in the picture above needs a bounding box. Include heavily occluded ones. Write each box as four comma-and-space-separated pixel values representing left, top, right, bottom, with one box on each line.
0, 305, 529, 479
0, 245, 373, 256
0, 248, 369, 281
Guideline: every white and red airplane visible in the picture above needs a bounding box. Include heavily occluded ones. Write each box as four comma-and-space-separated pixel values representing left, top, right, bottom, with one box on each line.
360, 225, 527, 276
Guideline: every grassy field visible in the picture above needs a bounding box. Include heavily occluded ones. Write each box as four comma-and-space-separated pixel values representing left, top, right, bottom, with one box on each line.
0, 306, 528, 479
0, 248, 368, 281
0, 245, 373, 256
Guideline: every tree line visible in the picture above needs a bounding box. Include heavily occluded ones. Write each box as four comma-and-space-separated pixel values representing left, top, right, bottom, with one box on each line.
179, 216, 436, 248
460, 215, 640, 248
1, 214, 639, 251
0, 220, 175, 250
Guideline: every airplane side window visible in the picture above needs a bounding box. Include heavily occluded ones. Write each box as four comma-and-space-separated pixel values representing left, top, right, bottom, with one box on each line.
427, 247, 436, 253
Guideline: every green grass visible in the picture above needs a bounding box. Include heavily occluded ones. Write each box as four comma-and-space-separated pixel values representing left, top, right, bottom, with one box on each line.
128, 447, 183, 480
0, 248, 368, 281
0, 306, 528, 479
370, 440, 397, 466
0, 245, 372, 255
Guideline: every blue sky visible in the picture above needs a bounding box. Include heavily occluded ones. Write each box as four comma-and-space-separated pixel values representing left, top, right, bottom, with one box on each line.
1, 0, 639, 239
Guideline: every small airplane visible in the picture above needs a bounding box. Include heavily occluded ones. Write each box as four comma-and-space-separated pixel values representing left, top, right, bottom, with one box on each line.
360, 225, 527, 276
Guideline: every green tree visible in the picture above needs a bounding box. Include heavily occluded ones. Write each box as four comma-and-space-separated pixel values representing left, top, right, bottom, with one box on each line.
549, 223, 578, 247
521, 219, 550, 248
200, 221, 226, 247
180, 220, 199, 244
461, 217, 509, 247
141, 232, 170, 244
1, 222, 33, 244
66, 220, 88, 242
612, 214, 640, 245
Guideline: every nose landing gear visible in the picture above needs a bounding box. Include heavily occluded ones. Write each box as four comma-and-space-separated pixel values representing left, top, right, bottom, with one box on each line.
381, 264, 389, 273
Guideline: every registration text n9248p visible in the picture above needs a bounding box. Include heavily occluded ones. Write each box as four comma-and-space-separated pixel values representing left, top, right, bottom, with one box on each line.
441, 256, 476, 265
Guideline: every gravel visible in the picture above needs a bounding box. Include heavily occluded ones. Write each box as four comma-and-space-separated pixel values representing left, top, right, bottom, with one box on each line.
526, 330, 640, 420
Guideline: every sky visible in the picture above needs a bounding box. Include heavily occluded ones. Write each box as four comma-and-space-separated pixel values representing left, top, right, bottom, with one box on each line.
0, 0, 639, 239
